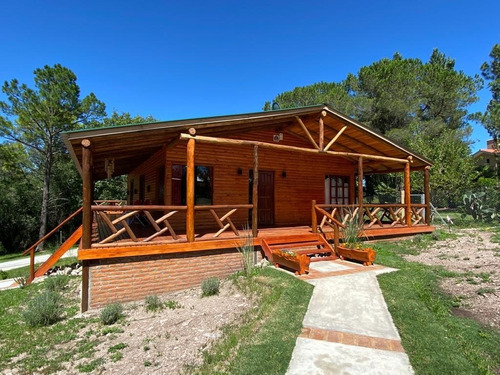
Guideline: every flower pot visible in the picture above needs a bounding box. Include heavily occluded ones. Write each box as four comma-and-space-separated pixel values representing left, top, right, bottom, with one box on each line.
271, 250, 310, 275
337, 246, 376, 266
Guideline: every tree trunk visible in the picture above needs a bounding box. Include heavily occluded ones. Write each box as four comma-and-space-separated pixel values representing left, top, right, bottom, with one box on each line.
36, 146, 52, 251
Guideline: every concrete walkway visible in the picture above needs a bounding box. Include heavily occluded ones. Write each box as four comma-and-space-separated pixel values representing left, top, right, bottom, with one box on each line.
0, 248, 78, 291
286, 260, 414, 375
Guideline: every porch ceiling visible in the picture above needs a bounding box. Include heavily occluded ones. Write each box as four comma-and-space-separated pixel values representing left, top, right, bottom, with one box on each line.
62, 105, 432, 180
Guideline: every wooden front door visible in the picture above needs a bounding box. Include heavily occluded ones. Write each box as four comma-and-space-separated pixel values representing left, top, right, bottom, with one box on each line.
258, 170, 274, 226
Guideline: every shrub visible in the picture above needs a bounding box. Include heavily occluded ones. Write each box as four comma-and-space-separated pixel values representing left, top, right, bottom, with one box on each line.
44, 275, 69, 292
23, 290, 62, 327
144, 295, 163, 312
237, 228, 255, 277
0, 270, 8, 280
165, 300, 182, 310
100, 303, 123, 325
201, 277, 220, 297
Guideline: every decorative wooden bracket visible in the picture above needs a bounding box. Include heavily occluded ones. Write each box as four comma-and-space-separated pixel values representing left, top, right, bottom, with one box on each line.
210, 208, 239, 238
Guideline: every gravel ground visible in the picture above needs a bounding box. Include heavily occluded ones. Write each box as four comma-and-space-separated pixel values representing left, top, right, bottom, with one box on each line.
54, 280, 254, 375
404, 227, 500, 331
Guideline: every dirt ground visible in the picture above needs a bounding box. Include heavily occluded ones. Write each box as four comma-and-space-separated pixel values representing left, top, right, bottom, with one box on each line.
55, 279, 253, 375
404, 227, 500, 331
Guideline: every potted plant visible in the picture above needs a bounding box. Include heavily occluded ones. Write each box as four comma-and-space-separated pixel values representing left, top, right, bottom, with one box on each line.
337, 214, 376, 266
271, 249, 310, 275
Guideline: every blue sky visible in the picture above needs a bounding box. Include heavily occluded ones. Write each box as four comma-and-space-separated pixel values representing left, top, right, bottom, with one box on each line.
1, 0, 499, 152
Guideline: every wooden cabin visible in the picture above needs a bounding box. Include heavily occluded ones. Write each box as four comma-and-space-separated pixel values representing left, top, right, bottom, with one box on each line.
61, 104, 434, 311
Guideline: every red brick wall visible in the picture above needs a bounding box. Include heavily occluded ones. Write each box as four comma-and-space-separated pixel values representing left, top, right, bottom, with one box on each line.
87, 248, 259, 309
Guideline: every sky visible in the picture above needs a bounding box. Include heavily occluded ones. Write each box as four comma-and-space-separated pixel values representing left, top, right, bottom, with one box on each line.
1, 0, 499, 152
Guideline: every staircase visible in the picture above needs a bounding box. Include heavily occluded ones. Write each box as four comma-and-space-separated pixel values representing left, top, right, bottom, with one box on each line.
260, 233, 337, 263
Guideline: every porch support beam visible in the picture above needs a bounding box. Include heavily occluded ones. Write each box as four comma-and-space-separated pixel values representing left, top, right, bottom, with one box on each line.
81, 139, 93, 250
358, 157, 364, 225
295, 116, 320, 150
323, 125, 347, 152
319, 111, 326, 150
179, 133, 410, 164
424, 166, 431, 225
252, 145, 259, 238
186, 134, 196, 242
404, 156, 412, 227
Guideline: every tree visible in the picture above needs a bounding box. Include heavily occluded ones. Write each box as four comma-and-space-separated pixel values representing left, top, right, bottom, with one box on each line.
0, 64, 106, 250
264, 50, 482, 206
481, 44, 500, 141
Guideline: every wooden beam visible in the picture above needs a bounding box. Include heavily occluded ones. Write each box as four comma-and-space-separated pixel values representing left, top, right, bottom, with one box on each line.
424, 166, 431, 225
404, 157, 412, 227
294, 116, 319, 150
81, 139, 93, 249
252, 145, 259, 237
323, 125, 347, 152
179, 133, 410, 164
186, 137, 195, 242
319, 115, 325, 150
358, 157, 364, 225
311, 200, 317, 233
81, 260, 89, 312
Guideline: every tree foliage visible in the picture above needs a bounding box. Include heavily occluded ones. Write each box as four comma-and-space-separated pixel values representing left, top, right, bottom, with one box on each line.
481, 44, 500, 141
0, 64, 106, 251
265, 50, 482, 206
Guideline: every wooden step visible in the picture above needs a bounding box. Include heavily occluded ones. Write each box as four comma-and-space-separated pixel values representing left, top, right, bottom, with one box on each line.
268, 240, 324, 250
261, 233, 337, 263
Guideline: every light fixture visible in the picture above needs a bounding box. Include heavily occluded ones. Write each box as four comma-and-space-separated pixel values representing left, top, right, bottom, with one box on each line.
237, 168, 243, 175
104, 158, 115, 180
282, 171, 287, 178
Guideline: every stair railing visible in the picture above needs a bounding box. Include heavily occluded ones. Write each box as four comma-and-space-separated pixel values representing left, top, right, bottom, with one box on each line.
22, 207, 83, 283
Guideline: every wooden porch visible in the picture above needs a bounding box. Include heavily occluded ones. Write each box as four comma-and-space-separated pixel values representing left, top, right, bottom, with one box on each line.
77, 201, 435, 261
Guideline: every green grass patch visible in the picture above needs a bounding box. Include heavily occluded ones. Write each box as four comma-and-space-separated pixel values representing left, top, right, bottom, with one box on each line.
375, 240, 500, 374
194, 267, 313, 375
0, 277, 97, 374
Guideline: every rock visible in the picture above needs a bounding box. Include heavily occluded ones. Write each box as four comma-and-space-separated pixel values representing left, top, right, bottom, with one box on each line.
64, 267, 72, 275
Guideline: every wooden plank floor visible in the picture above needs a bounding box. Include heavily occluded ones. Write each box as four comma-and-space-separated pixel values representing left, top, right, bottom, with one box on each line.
79, 223, 435, 261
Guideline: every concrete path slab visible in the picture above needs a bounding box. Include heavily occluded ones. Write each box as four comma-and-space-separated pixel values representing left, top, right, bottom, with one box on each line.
310, 261, 352, 273
303, 271, 400, 340
287, 338, 414, 375
287, 260, 413, 374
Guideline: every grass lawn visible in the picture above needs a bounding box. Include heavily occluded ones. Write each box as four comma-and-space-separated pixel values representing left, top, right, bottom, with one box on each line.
0, 276, 95, 374
375, 232, 500, 375
193, 267, 313, 375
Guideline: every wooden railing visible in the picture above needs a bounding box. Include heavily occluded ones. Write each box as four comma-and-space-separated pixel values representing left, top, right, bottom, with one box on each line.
91, 204, 253, 245
21, 206, 83, 284
312, 202, 430, 232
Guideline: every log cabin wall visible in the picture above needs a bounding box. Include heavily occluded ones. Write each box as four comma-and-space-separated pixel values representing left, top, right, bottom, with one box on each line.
127, 130, 354, 232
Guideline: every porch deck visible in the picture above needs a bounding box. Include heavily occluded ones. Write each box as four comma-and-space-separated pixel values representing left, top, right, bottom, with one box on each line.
78, 223, 434, 261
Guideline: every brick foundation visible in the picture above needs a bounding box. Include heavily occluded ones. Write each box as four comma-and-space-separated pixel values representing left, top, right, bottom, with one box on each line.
85, 248, 259, 309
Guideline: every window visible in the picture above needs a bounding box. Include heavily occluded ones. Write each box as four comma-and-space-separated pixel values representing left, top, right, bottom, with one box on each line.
325, 175, 350, 205
172, 165, 213, 205
487, 158, 490, 164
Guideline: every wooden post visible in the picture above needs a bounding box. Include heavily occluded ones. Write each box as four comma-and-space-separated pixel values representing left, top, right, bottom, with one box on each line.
319, 111, 326, 150
252, 145, 259, 238
311, 200, 317, 233
404, 158, 412, 227
81, 139, 93, 249
186, 137, 196, 242
424, 166, 431, 225
29, 248, 35, 282
358, 157, 364, 225
81, 261, 89, 312
333, 224, 339, 252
